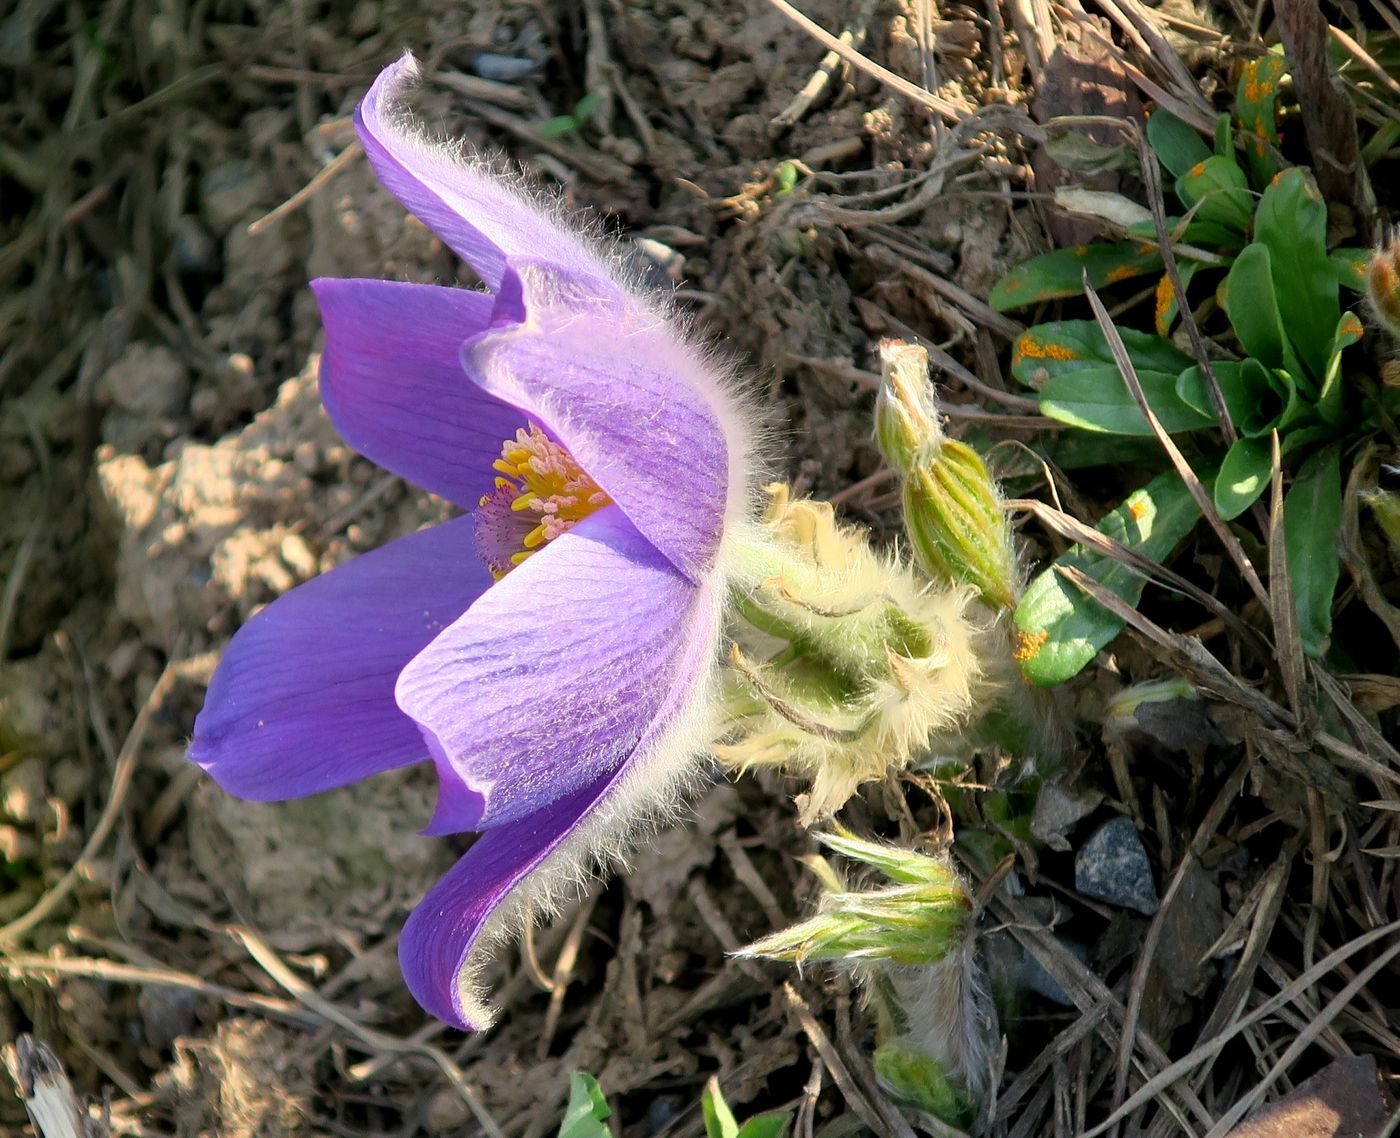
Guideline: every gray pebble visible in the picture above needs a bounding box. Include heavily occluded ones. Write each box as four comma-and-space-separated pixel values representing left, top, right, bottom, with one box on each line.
470, 52, 541, 82
1075, 816, 1159, 916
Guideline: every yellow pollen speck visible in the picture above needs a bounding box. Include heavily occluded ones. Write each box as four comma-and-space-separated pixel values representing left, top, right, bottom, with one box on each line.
1013, 628, 1048, 662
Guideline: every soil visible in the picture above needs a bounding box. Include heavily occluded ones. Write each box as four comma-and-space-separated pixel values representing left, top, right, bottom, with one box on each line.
2, 1, 1397, 1136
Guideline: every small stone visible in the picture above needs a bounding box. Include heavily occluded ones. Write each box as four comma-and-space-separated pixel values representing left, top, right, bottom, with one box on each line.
470, 52, 540, 82
139, 985, 198, 1049
425, 1088, 470, 1134
1, 758, 46, 824
1075, 817, 1159, 916
98, 343, 190, 418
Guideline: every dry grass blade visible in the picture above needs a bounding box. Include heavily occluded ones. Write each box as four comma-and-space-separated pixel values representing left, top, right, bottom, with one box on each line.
0, 952, 320, 1026
1081, 275, 1271, 611
230, 927, 507, 1138
0, 662, 177, 945
1110, 760, 1250, 1133
986, 890, 1214, 1134
1007, 496, 1270, 659
1133, 126, 1238, 448
247, 140, 363, 235
1052, 564, 1293, 735
1200, 935, 1400, 1138
763, 0, 967, 121
1076, 917, 1400, 1137
1339, 446, 1400, 653
1264, 431, 1309, 721
783, 984, 919, 1138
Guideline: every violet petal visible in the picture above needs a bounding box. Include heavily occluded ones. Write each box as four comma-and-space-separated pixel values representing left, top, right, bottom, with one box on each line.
464, 261, 737, 582
312, 277, 524, 508
356, 55, 621, 298
395, 504, 719, 833
399, 770, 615, 1028
192, 516, 492, 801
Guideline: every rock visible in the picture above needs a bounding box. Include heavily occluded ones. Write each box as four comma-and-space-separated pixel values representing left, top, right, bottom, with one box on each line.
1074, 817, 1158, 916
98, 343, 190, 419
139, 986, 198, 1050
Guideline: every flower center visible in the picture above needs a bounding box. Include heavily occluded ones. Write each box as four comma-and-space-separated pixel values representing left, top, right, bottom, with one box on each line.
473, 424, 612, 579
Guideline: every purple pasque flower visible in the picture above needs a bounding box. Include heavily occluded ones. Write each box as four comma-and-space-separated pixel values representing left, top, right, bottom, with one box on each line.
190, 54, 755, 1029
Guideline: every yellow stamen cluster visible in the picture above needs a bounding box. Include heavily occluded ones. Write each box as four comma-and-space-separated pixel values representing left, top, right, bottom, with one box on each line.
475, 425, 611, 579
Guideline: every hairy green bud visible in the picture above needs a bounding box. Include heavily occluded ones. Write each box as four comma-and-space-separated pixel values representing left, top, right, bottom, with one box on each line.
876, 340, 1019, 612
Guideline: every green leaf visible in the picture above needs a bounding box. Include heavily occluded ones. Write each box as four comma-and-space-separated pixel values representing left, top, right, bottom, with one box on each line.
989, 242, 1163, 310
1222, 243, 1306, 381
703, 1079, 740, 1138
1252, 168, 1339, 380
1283, 445, 1343, 657
560, 1073, 615, 1138
1175, 359, 1284, 436
1012, 320, 1193, 388
1215, 435, 1272, 519
1236, 53, 1287, 186
1014, 470, 1205, 685
572, 90, 603, 123
1316, 309, 1365, 425
1175, 154, 1253, 233
1041, 365, 1215, 435
1331, 248, 1370, 291
736, 1114, 792, 1138
1213, 111, 1233, 158
538, 114, 580, 138
1147, 110, 1211, 177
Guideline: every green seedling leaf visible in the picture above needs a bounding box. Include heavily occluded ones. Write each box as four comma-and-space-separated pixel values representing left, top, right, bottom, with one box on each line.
1236, 53, 1287, 185
1223, 243, 1307, 382
1175, 155, 1253, 233
1317, 310, 1366, 425
1284, 445, 1343, 657
1147, 110, 1211, 177
1176, 358, 1284, 436
572, 91, 602, 123
989, 241, 1163, 310
1253, 168, 1338, 380
1012, 320, 1193, 388
1015, 470, 1205, 685
702, 1079, 790, 1138
1331, 248, 1370, 291
703, 1079, 740, 1138
538, 91, 603, 138
737, 1115, 792, 1138
560, 1073, 615, 1138
1215, 435, 1272, 518
1041, 365, 1215, 435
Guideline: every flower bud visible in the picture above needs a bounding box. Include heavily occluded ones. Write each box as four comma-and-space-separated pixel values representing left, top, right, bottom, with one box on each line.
876, 341, 1020, 612
738, 830, 996, 1123
716, 484, 982, 822
1367, 234, 1400, 339
738, 829, 973, 966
